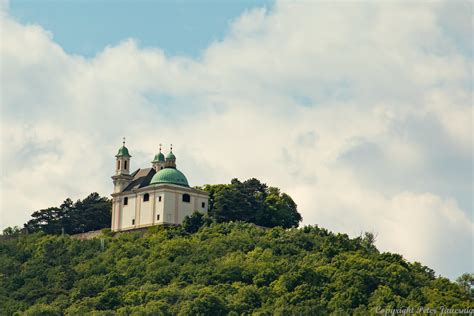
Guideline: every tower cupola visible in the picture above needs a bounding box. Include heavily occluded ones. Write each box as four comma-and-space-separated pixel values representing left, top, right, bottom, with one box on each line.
112, 137, 133, 193
165, 144, 177, 168
115, 138, 131, 175
152, 144, 166, 171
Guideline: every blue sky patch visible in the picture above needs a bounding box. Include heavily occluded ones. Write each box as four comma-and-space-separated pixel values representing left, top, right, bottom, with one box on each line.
9, 0, 274, 58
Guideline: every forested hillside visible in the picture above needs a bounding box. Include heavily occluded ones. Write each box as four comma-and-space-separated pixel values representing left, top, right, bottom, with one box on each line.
0, 222, 471, 315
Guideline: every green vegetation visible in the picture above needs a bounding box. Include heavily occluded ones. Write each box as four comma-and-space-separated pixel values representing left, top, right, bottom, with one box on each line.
0, 178, 471, 314
0, 223, 471, 315
201, 178, 302, 229
23, 193, 112, 235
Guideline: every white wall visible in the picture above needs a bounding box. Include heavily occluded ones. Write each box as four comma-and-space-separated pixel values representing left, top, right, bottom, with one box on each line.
160, 191, 208, 224
177, 194, 194, 223
195, 196, 208, 213
155, 193, 164, 223
138, 193, 153, 226
120, 196, 136, 230
113, 186, 209, 230
163, 191, 176, 224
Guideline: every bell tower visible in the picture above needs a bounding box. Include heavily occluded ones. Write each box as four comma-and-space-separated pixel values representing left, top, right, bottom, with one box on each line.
165, 144, 177, 168
112, 138, 133, 193
152, 144, 166, 171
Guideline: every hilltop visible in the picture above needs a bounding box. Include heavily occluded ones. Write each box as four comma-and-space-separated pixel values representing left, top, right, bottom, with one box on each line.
0, 222, 471, 315
1, 178, 471, 314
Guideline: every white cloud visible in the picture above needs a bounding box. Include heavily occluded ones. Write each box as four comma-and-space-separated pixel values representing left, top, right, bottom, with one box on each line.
290, 178, 473, 279
0, 1, 472, 279
0, 0, 8, 16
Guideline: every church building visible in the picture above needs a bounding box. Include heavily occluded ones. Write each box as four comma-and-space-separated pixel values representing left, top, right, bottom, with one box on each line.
111, 141, 209, 232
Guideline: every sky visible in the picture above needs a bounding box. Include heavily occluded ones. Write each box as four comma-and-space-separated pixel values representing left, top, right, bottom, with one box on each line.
0, 0, 472, 280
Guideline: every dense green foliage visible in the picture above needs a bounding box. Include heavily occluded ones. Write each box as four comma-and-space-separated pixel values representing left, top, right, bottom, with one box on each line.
456, 273, 474, 298
201, 178, 302, 228
0, 222, 471, 315
1, 180, 470, 313
23, 193, 111, 235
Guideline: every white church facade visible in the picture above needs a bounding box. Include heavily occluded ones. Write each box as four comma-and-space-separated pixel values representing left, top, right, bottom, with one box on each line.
111, 141, 209, 232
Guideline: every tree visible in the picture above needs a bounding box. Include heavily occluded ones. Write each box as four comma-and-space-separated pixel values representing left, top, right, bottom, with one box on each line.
182, 212, 212, 233
456, 273, 474, 297
24, 193, 111, 235
203, 178, 302, 228
2, 226, 22, 236
178, 293, 227, 316
259, 188, 301, 228
22, 303, 62, 316
68, 193, 112, 234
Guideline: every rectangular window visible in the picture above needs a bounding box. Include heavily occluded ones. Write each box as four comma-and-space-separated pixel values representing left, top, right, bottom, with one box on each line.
124, 197, 128, 205
143, 193, 150, 202
158, 196, 162, 202
182, 194, 190, 203
132, 219, 135, 225
157, 214, 160, 221
124, 160, 128, 170
201, 202, 205, 208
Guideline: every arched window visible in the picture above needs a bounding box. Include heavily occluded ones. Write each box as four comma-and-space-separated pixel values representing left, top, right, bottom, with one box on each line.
143, 193, 150, 202
182, 194, 190, 203
201, 202, 206, 208
124, 197, 128, 205
117, 160, 120, 169
124, 160, 128, 170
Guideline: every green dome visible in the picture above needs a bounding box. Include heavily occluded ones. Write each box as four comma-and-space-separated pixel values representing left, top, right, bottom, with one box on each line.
166, 152, 176, 160
150, 168, 189, 187
116, 146, 131, 157
152, 152, 165, 162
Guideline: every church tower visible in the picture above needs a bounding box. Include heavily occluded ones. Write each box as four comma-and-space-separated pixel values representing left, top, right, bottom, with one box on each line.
165, 144, 177, 168
112, 138, 133, 193
151, 144, 166, 171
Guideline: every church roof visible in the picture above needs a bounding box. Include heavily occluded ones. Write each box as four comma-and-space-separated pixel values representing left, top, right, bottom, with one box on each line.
152, 152, 165, 163
150, 167, 189, 187
116, 145, 131, 157
166, 151, 176, 160
122, 168, 156, 191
